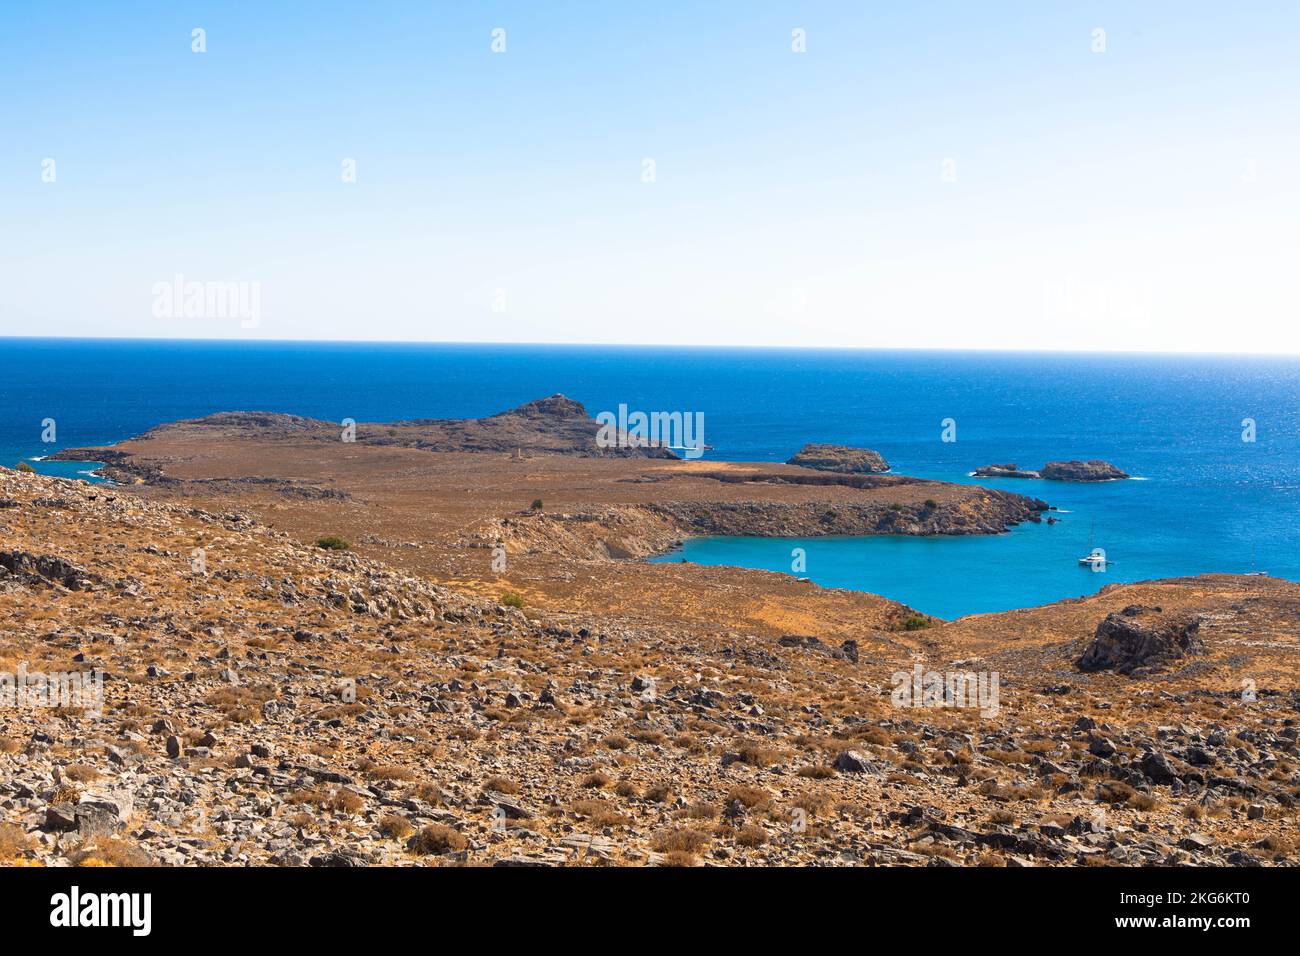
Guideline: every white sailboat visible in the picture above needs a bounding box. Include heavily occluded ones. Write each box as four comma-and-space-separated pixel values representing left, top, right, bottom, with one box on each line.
1077, 520, 1112, 570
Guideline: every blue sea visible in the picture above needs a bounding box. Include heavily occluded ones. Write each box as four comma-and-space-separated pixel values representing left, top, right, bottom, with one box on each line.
4, 338, 1299, 619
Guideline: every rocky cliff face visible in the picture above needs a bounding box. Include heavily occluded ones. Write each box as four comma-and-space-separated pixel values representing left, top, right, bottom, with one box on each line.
787, 443, 890, 474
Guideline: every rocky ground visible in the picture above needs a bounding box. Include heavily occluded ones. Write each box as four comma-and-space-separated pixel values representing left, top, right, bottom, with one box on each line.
2, 465, 1298, 868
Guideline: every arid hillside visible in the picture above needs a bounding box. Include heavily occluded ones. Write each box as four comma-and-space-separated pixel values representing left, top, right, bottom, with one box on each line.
2, 459, 1298, 867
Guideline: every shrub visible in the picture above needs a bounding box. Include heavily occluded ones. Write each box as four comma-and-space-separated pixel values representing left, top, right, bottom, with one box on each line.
924, 499, 939, 509
530, 499, 543, 511
315, 536, 350, 551
642, 781, 674, 803
735, 740, 782, 768
15, 461, 35, 474
0, 823, 30, 860
358, 761, 414, 782
483, 775, 519, 795
409, 824, 467, 855
1097, 781, 1136, 805
569, 800, 630, 827
331, 789, 364, 813
378, 815, 414, 840
501, 592, 525, 609
726, 784, 772, 809
899, 615, 931, 631
796, 764, 834, 780
69, 837, 152, 867
651, 828, 712, 853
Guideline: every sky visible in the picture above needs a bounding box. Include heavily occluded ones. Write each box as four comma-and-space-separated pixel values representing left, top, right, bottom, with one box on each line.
2, 1, 1299, 352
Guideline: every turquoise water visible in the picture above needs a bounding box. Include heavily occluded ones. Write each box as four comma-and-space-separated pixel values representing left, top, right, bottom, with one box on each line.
3, 338, 1299, 616
653, 522, 1181, 620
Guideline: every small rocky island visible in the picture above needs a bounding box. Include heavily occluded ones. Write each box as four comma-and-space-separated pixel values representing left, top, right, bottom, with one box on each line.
974, 459, 1129, 482
972, 463, 1040, 479
1041, 460, 1129, 481
787, 443, 889, 474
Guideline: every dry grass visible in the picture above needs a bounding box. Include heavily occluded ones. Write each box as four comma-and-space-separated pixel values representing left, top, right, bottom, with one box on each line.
659, 850, 697, 867
725, 784, 773, 809
796, 764, 835, 779
406, 782, 445, 804
1096, 781, 1137, 805
358, 760, 415, 782
985, 749, 1032, 765
483, 775, 519, 795
69, 837, 152, 867
570, 799, 631, 828
378, 814, 414, 840
651, 828, 712, 853
642, 781, 674, 803
63, 763, 102, 783
409, 824, 467, 855
0, 823, 31, 860
676, 802, 718, 821
734, 739, 784, 768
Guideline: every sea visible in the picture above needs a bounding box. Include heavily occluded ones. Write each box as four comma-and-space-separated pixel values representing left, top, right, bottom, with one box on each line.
4, 337, 1299, 619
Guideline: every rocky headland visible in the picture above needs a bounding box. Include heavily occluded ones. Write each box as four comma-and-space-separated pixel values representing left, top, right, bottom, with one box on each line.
50, 397, 1051, 557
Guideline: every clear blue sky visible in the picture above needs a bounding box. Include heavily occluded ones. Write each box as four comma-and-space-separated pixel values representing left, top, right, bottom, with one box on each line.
2, 1, 1298, 350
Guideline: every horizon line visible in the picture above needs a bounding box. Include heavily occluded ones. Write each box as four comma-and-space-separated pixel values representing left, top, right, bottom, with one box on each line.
3, 334, 1300, 360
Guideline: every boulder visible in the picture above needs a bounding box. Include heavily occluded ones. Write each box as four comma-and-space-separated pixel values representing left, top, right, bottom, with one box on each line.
75, 789, 134, 836
787, 443, 890, 474
1139, 750, 1180, 784
1078, 605, 1205, 674
833, 750, 878, 774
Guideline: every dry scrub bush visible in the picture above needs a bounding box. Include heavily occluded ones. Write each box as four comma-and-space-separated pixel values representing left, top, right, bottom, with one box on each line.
651, 828, 712, 853
379, 815, 414, 840
409, 824, 467, 855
